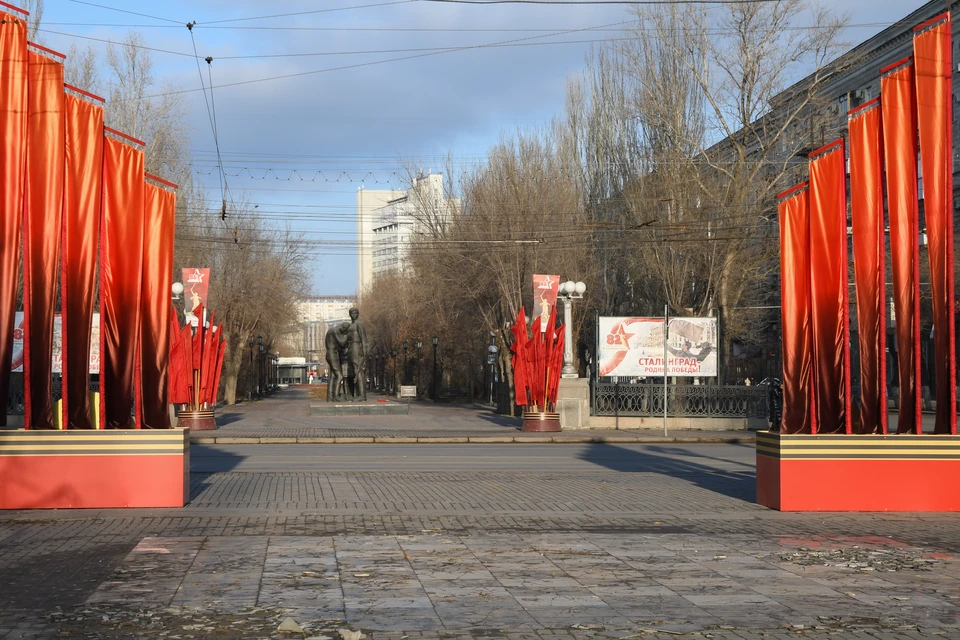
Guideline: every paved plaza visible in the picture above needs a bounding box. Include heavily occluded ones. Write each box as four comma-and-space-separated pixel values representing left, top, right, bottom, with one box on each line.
1, 392, 959, 639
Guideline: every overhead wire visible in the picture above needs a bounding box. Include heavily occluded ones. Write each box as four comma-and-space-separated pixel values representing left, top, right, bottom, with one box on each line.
66, 0, 180, 24
101, 18, 658, 102
186, 21, 229, 221
196, 1, 418, 25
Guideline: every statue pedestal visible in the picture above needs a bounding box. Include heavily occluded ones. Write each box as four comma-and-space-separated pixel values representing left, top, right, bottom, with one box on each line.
309, 400, 410, 416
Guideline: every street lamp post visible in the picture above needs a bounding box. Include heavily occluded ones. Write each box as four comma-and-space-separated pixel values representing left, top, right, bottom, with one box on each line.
257, 335, 264, 399
415, 339, 423, 396
431, 336, 439, 401
557, 280, 586, 377
391, 348, 399, 395
488, 332, 498, 406
402, 341, 409, 385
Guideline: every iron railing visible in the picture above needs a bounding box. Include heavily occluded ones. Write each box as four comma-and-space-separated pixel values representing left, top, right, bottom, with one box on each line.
593, 382, 768, 418
7, 375, 100, 416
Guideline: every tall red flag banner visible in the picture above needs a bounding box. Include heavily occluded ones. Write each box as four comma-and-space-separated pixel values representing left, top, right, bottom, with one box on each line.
778, 183, 816, 434
140, 176, 177, 429
22, 44, 65, 430
100, 130, 145, 429
808, 140, 852, 435
914, 15, 957, 435
61, 86, 104, 429
0, 6, 28, 427
880, 58, 922, 434
848, 100, 888, 434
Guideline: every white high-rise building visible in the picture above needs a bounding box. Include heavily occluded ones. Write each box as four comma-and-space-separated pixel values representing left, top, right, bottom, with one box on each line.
357, 186, 403, 298
357, 173, 458, 295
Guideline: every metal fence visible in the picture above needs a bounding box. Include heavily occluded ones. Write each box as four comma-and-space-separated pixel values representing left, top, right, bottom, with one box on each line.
7, 375, 100, 416
593, 382, 769, 419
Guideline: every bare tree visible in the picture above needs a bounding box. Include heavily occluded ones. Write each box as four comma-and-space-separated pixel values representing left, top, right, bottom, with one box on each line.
22, 0, 42, 42
105, 33, 192, 189
594, 0, 849, 377
175, 203, 308, 404
64, 44, 102, 98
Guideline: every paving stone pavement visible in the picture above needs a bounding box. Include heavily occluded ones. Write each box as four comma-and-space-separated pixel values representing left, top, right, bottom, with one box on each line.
194, 389, 754, 443
2, 399, 960, 639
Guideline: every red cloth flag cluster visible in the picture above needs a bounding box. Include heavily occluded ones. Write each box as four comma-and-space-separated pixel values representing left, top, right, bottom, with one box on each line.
777, 11, 957, 435
168, 305, 226, 410
510, 306, 565, 411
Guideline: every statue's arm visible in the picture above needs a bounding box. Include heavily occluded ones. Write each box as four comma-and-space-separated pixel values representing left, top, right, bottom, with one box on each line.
359, 323, 369, 356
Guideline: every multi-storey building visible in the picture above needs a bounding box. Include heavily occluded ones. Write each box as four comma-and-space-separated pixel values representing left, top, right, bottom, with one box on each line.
356, 186, 404, 298
295, 296, 356, 324
357, 173, 459, 295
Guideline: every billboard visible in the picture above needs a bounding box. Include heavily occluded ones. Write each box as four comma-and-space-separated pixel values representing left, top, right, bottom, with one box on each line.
182, 268, 210, 322
11, 312, 101, 373
532, 274, 559, 330
598, 316, 717, 378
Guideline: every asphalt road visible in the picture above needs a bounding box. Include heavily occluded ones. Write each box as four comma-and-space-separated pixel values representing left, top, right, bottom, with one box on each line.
191, 442, 757, 473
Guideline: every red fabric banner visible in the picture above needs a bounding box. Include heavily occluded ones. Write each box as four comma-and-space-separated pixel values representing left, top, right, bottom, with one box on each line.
210, 339, 226, 405
0, 10, 27, 427
778, 183, 816, 434
22, 47, 65, 430
168, 308, 191, 405
100, 132, 145, 429
914, 15, 957, 435
140, 178, 176, 429
880, 58, 922, 434
180, 322, 195, 402
848, 100, 888, 434
808, 140, 851, 435
61, 89, 104, 429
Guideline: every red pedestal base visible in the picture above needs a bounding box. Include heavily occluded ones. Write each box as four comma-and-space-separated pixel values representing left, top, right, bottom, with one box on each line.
521, 411, 562, 432
178, 409, 216, 431
757, 430, 960, 512
0, 429, 190, 509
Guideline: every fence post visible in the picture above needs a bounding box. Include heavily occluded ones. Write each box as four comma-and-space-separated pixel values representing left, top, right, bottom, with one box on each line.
614, 377, 620, 431
663, 305, 669, 437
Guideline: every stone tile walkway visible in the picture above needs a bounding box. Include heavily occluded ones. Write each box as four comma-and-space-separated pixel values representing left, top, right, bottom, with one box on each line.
80, 533, 960, 635
195, 388, 755, 444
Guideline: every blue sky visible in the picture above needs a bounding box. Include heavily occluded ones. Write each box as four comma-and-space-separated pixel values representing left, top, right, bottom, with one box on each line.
31, 0, 931, 296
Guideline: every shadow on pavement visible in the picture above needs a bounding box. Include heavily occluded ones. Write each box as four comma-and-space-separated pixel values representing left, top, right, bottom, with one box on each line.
189, 445, 246, 501
577, 442, 755, 502
475, 411, 523, 429
215, 412, 244, 426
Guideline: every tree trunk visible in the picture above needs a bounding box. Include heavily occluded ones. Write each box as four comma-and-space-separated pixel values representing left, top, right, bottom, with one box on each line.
221, 342, 243, 405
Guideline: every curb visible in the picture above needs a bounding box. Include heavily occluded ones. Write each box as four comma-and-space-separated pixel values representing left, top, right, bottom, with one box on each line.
190, 434, 757, 445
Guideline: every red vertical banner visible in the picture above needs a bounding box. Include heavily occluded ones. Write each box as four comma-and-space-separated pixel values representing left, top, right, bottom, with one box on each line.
808, 140, 851, 435
140, 176, 177, 429
848, 100, 888, 434
880, 57, 923, 434
778, 183, 816, 434
100, 129, 145, 429
62, 87, 104, 429
22, 44, 65, 430
182, 268, 210, 324
0, 7, 28, 427
914, 15, 957, 435
532, 274, 559, 331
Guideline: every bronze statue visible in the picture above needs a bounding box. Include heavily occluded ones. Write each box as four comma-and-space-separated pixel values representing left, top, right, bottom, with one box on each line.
346, 307, 368, 401
325, 322, 349, 401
